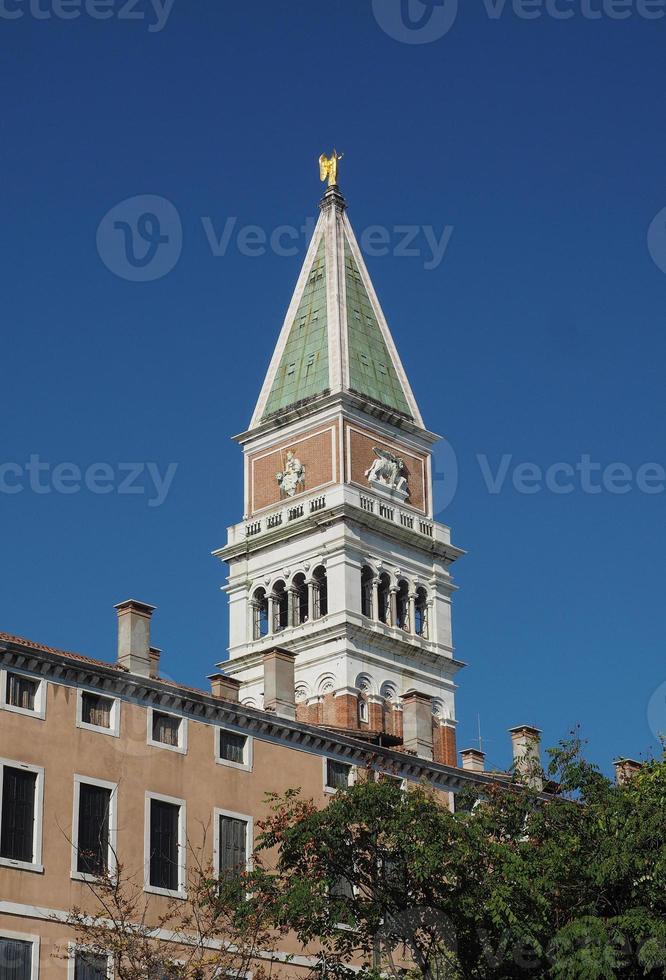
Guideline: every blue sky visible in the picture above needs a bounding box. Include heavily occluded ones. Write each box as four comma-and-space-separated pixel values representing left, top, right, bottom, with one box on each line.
2, 0, 665, 775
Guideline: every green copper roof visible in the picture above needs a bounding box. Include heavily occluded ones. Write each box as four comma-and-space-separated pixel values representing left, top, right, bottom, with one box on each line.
344, 241, 412, 418
262, 237, 329, 418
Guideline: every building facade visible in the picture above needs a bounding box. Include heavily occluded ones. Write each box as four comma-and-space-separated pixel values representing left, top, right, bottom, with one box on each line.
0, 173, 525, 978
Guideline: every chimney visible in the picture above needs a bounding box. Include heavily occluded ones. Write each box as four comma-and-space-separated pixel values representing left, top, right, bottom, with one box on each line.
401, 691, 433, 760
509, 725, 543, 790
208, 672, 241, 703
149, 647, 161, 679
114, 600, 155, 677
614, 758, 642, 785
263, 648, 296, 720
460, 748, 486, 772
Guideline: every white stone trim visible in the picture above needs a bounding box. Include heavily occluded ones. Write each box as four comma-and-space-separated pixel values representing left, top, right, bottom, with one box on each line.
76, 687, 120, 738
67, 942, 114, 980
212, 807, 254, 877
250, 213, 326, 427
0, 928, 40, 980
70, 773, 118, 883
0, 667, 47, 720
146, 706, 188, 755
144, 791, 187, 899
0, 757, 44, 874
342, 213, 424, 426
214, 724, 253, 773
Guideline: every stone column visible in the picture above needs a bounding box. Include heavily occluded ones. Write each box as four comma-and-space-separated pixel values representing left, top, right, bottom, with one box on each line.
371, 578, 379, 621
306, 579, 315, 621
408, 592, 417, 635
389, 587, 398, 628
267, 594, 276, 635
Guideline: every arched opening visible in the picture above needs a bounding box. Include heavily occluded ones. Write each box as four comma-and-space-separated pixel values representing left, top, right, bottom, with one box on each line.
312, 565, 328, 618
358, 698, 369, 724
415, 587, 428, 638
252, 588, 269, 640
396, 580, 410, 631
272, 580, 289, 632
377, 572, 391, 625
292, 573, 308, 625
361, 565, 374, 618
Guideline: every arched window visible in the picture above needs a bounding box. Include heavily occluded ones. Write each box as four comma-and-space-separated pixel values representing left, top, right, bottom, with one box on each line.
396, 580, 410, 631
292, 573, 308, 625
358, 699, 369, 724
361, 565, 374, 618
272, 580, 289, 632
377, 573, 391, 625
415, 587, 428, 638
252, 588, 269, 640
312, 566, 328, 618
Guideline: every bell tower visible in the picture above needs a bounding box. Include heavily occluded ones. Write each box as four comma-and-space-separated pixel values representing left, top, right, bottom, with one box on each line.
214, 160, 464, 765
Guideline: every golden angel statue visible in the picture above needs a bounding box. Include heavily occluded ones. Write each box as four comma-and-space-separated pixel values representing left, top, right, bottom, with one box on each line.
319, 149, 344, 187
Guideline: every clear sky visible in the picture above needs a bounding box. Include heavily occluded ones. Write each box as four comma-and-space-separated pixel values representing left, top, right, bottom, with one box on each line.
2, 0, 665, 775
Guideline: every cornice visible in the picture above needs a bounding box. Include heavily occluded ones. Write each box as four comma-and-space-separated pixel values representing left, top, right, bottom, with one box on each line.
0, 640, 492, 796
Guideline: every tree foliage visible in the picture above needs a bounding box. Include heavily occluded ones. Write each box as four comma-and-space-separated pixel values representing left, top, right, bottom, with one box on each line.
255, 737, 666, 979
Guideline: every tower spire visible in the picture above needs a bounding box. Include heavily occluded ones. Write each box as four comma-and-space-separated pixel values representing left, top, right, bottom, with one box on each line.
250, 157, 423, 428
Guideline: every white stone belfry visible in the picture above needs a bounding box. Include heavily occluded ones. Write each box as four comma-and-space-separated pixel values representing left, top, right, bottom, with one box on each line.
213, 176, 464, 757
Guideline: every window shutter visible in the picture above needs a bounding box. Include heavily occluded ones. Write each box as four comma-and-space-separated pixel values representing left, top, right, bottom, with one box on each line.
218, 816, 247, 875
74, 952, 108, 979
77, 784, 111, 875
0, 767, 36, 862
150, 799, 179, 891
0, 938, 33, 980
219, 730, 246, 764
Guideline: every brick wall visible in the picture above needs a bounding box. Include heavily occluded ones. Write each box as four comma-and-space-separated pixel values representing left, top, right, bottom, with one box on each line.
248, 422, 338, 514
345, 422, 428, 513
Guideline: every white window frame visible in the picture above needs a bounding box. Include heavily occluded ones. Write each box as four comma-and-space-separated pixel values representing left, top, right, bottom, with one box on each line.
76, 688, 120, 738
0, 929, 40, 980
71, 774, 118, 883
214, 725, 253, 772
67, 942, 114, 979
144, 791, 187, 899
213, 807, 254, 880
0, 758, 44, 873
323, 757, 355, 795
146, 707, 188, 755
0, 667, 46, 720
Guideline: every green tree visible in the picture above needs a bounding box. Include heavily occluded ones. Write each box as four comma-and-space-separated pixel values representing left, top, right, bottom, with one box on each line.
255, 738, 666, 979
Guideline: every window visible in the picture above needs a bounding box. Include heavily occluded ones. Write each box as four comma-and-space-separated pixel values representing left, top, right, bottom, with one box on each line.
0, 932, 39, 980
358, 700, 369, 724
0, 760, 43, 871
361, 565, 374, 618
377, 573, 391, 625
325, 759, 352, 792
72, 776, 116, 880
396, 580, 410, 631
312, 565, 328, 618
251, 587, 269, 639
148, 709, 186, 754
272, 581, 289, 632
215, 810, 251, 883
146, 794, 186, 896
292, 573, 308, 625
72, 950, 110, 980
415, 587, 428, 638
77, 690, 119, 737
216, 728, 252, 771
0, 670, 45, 719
